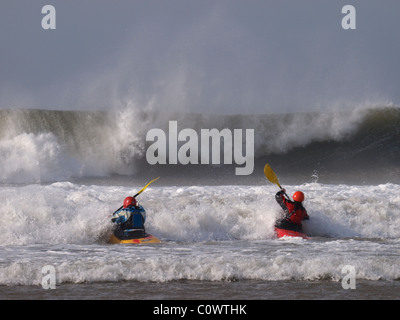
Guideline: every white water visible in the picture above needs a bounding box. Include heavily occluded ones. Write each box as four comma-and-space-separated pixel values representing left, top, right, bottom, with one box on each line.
0, 182, 399, 286
0, 107, 374, 184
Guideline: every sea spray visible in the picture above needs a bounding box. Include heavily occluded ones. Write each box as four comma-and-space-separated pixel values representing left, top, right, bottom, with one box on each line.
0, 181, 399, 286
0, 106, 399, 183
1, 182, 399, 246
0, 132, 78, 183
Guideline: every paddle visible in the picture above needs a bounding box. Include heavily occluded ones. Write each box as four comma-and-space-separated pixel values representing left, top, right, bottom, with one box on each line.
112, 177, 160, 214
264, 164, 289, 199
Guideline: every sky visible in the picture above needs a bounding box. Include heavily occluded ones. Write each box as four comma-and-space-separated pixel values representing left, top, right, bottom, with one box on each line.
1, 0, 400, 114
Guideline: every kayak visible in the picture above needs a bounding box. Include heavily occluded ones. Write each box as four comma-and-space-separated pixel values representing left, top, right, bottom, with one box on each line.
275, 227, 309, 239
109, 229, 161, 244
109, 233, 161, 244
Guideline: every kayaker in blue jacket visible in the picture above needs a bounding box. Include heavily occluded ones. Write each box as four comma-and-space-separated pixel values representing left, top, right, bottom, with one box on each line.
111, 196, 147, 239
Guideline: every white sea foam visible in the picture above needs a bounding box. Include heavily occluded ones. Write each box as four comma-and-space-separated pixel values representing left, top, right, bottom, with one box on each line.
0, 182, 399, 246
0, 182, 399, 285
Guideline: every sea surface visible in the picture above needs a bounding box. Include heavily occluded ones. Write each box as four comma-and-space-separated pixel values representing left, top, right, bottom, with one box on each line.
0, 107, 399, 300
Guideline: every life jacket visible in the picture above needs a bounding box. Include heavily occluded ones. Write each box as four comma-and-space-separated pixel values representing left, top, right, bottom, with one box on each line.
284, 201, 308, 225
275, 191, 309, 225
112, 206, 146, 230
129, 211, 145, 229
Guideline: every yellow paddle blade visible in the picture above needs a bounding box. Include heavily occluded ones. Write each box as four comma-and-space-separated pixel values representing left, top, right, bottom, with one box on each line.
134, 177, 160, 197
264, 164, 281, 188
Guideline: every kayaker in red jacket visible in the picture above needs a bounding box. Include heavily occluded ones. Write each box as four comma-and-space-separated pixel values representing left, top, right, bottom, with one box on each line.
275, 189, 309, 232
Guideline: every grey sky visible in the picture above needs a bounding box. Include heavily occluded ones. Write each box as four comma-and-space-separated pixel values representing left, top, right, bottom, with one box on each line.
1, 0, 399, 114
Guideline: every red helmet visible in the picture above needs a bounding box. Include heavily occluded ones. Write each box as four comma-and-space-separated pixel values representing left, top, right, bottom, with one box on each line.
123, 196, 137, 208
293, 191, 305, 202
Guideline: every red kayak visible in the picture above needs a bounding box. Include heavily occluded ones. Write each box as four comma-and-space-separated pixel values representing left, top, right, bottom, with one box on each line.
275, 227, 309, 239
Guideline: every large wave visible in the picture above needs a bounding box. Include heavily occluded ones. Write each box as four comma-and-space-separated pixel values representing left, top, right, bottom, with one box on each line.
0, 105, 399, 184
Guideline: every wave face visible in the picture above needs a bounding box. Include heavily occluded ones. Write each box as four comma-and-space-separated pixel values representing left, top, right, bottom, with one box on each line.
0, 106, 399, 184
0, 108, 150, 183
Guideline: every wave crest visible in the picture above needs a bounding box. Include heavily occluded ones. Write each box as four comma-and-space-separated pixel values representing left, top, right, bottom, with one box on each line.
0, 105, 399, 183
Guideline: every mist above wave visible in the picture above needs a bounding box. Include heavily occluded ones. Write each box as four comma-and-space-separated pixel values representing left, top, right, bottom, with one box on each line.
0, 105, 398, 184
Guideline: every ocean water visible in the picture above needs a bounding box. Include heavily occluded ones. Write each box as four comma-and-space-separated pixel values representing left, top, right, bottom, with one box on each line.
0, 107, 399, 300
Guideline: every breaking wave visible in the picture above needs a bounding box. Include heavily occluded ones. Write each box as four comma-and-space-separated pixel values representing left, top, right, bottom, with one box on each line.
0, 105, 399, 184
0, 182, 399, 285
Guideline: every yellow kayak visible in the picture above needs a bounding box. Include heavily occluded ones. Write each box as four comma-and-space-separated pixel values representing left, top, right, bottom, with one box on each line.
109, 232, 161, 244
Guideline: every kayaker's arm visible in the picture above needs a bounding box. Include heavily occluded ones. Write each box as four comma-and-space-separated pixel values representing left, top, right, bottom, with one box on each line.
275, 190, 291, 216
111, 209, 124, 223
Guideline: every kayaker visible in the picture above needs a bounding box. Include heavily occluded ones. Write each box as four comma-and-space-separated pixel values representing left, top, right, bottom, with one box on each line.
111, 196, 147, 239
275, 189, 309, 232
